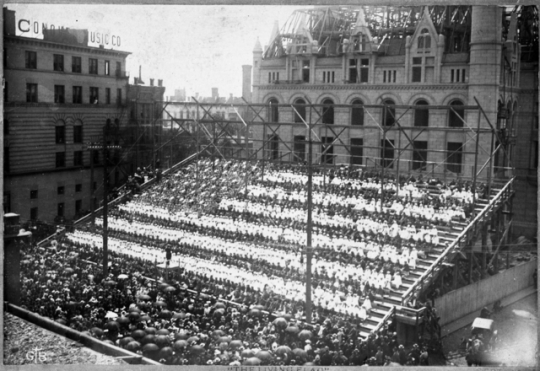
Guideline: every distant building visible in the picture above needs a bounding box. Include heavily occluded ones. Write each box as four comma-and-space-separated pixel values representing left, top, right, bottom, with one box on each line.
3, 7, 130, 223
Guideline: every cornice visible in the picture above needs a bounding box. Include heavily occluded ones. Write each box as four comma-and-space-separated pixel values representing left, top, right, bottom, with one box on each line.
5, 35, 131, 57
256, 84, 469, 91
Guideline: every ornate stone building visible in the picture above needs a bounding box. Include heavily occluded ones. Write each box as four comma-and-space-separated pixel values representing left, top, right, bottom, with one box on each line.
251, 6, 538, 238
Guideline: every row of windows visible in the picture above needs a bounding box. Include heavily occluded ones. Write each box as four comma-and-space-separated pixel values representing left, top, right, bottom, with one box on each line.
55, 151, 102, 168
267, 98, 466, 127
25, 50, 122, 76
267, 135, 465, 173
22, 83, 122, 105
30, 183, 84, 199
29, 200, 83, 220
55, 124, 83, 144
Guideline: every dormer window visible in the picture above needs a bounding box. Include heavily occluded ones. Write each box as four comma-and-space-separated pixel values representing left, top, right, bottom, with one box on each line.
417, 28, 431, 53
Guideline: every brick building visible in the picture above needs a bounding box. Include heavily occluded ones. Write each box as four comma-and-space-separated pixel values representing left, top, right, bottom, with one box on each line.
251, 6, 538, 238
3, 7, 130, 223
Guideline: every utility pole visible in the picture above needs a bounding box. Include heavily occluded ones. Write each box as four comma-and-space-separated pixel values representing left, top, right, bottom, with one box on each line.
305, 109, 313, 324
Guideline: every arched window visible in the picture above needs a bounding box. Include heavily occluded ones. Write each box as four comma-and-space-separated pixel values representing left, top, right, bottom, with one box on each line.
322, 98, 334, 124
382, 99, 395, 126
414, 99, 429, 127
268, 98, 279, 123
294, 98, 306, 123
418, 28, 431, 50
448, 100, 464, 127
351, 99, 364, 126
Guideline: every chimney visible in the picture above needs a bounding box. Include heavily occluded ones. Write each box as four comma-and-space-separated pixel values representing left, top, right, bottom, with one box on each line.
211, 87, 219, 100
158, 79, 163, 87
139, 65, 142, 81
3, 8, 16, 36
242, 65, 252, 103
150, 78, 154, 86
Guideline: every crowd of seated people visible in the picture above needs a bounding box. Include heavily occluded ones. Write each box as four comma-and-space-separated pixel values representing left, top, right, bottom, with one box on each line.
19, 237, 432, 366
18, 158, 485, 365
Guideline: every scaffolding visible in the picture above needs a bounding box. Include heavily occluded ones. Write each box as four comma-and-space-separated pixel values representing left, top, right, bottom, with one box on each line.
150, 98, 516, 337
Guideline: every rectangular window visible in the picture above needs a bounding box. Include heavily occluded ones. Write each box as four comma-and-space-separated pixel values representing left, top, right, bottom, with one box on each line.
117, 89, 122, 105
90, 87, 99, 104
26, 83, 38, 102
74, 150, 83, 166
360, 59, 369, 83
57, 186, 65, 195
89, 58, 98, 74
73, 125, 83, 143
105, 60, 110, 75
383, 70, 387, 83
54, 85, 65, 103
115, 61, 121, 76
56, 152, 66, 168
293, 135, 305, 162
446, 142, 463, 173
349, 59, 358, 83
350, 138, 363, 165
462, 69, 466, 82
106, 88, 111, 104
412, 66, 422, 82
73, 86, 82, 104
55, 125, 65, 144
381, 139, 394, 168
30, 190, 38, 199
30, 207, 38, 221
268, 72, 271, 83
451, 69, 455, 82
53, 54, 64, 71
412, 141, 428, 170
75, 184, 82, 192
72, 56, 82, 73
57, 202, 65, 217
321, 137, 334, 165
302, 60, 310, 82
393, 70, 396, 82
93, 150, 100, 164
75, 199, 82, 214
25, 51, 37, 69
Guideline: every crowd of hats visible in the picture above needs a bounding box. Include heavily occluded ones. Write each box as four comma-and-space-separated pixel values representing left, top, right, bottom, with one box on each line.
19, 158, 478, 365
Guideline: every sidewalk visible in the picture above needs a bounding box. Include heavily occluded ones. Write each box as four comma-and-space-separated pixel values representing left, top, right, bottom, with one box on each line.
440, 285, 537, 338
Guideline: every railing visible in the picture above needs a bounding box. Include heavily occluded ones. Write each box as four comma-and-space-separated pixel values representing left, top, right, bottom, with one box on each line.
400, 176, 515, 305
371, 305, 397, 335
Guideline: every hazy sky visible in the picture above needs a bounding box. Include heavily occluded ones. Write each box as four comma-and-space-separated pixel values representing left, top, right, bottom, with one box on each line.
9, 4, 310, 98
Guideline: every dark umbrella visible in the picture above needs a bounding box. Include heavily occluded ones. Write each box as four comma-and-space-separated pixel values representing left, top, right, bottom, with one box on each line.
249, 308, 262, 317
276, 345, 292, 358
175, 331, 189, 340
164, 286, 176, 293
126, 341, 141, 351
190, 345, 205, 355
243, 357, 261, 365
173, 339, 188, 351
156, 335, 171, 347
159, 347, 173, 359
131, 329, 146, 340
285, 326, 300, 334
241, 349, 256, 358
144, 327, 157, 335
273, 317, 287, 330
141, 334, 156, 345
213, 308, 225, 317
138, 294, 151, 301
154, 301, 167, 307
292, 348, 307, 360
255, 350, 274, 365
297, 329, 312, 341
119, 336, 134, 347
156, 329, 170, 336
218, 336, 232, 343
91, 327, 104, 337
213, 329, 225, 337
117, 316, 130, 325
139, 315, 151, 322
187, 336, 200, 344
142, 343, 159, 355
229, 340, 243, 349
219, 342, 229, 351
214, 302, 226, 309
128, 312, 140, 321
159, 309, 172, 319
